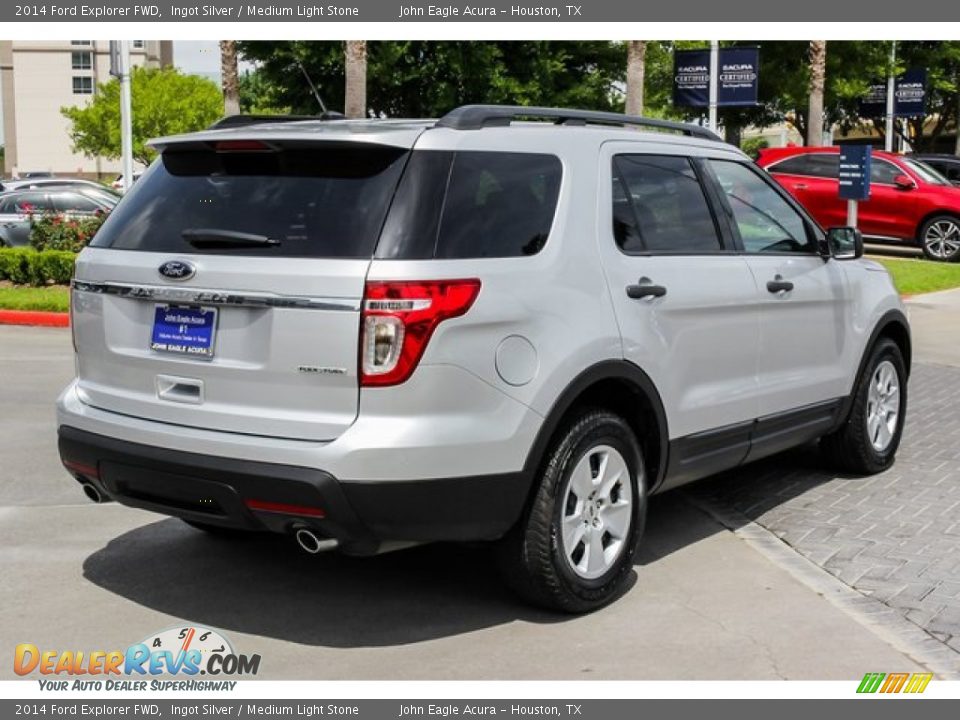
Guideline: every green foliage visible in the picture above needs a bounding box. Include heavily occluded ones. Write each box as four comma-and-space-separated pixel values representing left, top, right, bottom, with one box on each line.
741, 136, 770, 159
237, 41, 626, 117
29, 211, 107, 252
0, 248, 76, 286
0, 285, 70, 312
61, 67, 223, 166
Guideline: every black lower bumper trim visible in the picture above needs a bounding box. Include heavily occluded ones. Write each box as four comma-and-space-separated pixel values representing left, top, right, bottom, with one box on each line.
57, 426, 530, 553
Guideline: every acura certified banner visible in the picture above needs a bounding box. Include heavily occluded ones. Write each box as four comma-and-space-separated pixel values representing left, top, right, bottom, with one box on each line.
859, 68, 928, 117
673, 47, 759, 108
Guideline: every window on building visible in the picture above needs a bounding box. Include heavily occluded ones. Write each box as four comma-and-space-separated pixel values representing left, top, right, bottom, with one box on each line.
72, 76, 94, 95
132, 41, 145, 49
71, 51, 92, 70
71, 40, 92, 46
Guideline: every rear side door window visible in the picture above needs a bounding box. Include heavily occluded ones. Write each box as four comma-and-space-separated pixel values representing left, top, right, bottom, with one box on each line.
612, 154, 723, 254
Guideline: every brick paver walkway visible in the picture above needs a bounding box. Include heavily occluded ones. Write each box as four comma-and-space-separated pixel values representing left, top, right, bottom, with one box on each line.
689, 363, 960, 653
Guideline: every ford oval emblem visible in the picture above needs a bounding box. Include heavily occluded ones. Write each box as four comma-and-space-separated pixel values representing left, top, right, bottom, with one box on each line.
158, 260, 196, 282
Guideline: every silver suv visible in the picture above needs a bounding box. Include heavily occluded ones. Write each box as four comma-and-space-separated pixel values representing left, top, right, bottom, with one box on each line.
57, 106, 910, 612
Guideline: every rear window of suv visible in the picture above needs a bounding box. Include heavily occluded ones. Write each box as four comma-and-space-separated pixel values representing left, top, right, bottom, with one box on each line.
376, 150, 562, 259
90, 143, 409, 258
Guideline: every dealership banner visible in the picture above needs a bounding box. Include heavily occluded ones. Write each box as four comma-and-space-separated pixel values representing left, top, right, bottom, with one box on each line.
674, 47, 759, 108
859, 68, 928, 117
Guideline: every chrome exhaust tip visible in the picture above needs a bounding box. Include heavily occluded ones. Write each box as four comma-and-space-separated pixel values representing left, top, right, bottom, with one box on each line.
294, 528, 338, 555
81, 482, 103, 504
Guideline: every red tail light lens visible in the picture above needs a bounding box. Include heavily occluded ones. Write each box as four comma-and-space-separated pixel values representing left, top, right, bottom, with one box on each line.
361, 279, 481, 387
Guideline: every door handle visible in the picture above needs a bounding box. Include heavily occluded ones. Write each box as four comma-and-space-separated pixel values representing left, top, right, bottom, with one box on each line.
766, 275, 794, 294
626, 279, 667, 300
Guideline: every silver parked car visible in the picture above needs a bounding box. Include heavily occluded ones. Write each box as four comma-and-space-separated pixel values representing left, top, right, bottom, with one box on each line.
0, 187, 116, 247
56, 106, 910, 612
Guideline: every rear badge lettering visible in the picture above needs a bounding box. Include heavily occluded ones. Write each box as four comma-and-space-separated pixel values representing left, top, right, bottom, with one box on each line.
298, 366, 347, 375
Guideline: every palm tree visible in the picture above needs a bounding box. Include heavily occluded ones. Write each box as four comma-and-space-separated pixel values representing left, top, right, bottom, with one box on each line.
807, 41, 827, 146
625, 41, 647, 116
219, 41, 240, 116
344, 41, 367, 119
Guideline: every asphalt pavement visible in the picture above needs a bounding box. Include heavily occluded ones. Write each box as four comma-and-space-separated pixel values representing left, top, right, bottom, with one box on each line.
1, 311, 955, 679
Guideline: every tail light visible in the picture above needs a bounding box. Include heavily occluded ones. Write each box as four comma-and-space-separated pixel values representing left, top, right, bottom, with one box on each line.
360, 279, 481, 387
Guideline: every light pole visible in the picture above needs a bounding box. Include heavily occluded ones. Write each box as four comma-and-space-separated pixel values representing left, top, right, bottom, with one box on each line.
708, 40, 719, 135
885, 41, 896, 153
109, 41, 134, 193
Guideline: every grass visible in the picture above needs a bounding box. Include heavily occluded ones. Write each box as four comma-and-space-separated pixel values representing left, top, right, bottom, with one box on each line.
0, 284, 70, 312
871, 257, 960, 296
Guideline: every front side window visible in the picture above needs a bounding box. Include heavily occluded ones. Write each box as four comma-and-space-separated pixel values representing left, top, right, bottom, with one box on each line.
871, 159, 903, 186
708, 160, 814, 254
612, 154, 721, 254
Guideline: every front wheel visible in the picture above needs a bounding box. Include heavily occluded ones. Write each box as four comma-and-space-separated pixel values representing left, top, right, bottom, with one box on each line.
497, 409, 645, 613
821, 338, 907, 474
920, 215, 960, 262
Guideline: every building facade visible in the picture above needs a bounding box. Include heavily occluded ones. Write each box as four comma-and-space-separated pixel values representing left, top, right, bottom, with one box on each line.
0, 40, 173, 178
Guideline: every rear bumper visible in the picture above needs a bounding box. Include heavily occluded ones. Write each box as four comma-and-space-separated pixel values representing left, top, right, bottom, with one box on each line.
58, 426, 530, 555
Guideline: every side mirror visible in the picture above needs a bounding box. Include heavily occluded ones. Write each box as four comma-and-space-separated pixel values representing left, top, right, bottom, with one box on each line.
894, 174, 916, 190
826, 226, 864, 260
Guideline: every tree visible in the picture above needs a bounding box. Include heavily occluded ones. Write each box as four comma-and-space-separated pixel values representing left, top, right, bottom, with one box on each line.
61, 67, 222, 166
237, 41, 625, 118
344, 41, 367, 118
807, 41, 827, 146
220, 40, 241, 116
625, 41, 646, 116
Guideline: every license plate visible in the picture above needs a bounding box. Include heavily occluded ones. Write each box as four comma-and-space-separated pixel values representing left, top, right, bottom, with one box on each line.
150, 305, 217, 358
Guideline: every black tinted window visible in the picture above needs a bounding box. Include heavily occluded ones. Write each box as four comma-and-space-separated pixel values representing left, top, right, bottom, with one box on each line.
91, 144, 408, 258
871, 159, 902, 185
376, 151, 561, 259
613, 155, 721, 254
9, 192, 54, 212
770, 154, 839, 178
53, 193, 100, 212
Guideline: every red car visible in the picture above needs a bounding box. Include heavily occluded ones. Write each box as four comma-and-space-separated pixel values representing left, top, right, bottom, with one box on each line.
757, 146, 960, 262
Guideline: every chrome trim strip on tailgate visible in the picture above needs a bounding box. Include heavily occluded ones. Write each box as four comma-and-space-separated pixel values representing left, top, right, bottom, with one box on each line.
72, 280, 361, 312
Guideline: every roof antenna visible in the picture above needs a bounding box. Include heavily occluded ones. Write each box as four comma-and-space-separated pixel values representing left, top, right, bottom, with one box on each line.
295, 58, 329, 115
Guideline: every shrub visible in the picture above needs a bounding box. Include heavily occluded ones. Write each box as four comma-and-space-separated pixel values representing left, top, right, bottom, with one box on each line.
741, 136, 770, 160
30, 210, 107, 252
0, 248, 77, 286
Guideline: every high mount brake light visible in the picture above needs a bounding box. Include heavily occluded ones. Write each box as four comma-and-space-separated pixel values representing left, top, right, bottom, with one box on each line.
213, 140, 274, 152
360, 279, 481, 387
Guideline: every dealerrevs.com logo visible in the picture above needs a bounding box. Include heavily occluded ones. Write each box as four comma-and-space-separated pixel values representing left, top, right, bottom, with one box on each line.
14, 626, 260, 691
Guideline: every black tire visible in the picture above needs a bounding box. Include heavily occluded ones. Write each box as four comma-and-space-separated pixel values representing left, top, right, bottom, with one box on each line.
182, 519, 255, 538
919, 215, 960, 262
821, 338, 907, 475
496, 409, 646, 613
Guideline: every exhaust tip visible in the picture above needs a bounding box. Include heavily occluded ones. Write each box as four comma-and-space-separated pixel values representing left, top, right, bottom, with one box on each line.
81, 482, 102, 504
295, 528, 337, 555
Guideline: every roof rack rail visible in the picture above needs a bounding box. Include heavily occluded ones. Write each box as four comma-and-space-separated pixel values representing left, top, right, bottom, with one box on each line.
436, 105, 721, 141
208, 112, 345, 130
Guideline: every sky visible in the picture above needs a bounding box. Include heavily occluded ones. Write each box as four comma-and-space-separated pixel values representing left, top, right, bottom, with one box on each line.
0, 41, 244, 146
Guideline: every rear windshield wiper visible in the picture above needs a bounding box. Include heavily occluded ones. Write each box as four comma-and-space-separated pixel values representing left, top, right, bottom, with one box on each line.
181, 228, 281, 248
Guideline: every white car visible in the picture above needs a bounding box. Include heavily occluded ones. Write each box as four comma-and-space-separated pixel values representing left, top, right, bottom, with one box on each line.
109, 172, 143, 193
56, 106, 910, 612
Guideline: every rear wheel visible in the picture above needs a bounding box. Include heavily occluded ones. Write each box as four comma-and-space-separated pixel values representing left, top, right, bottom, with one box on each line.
497, 409, 645, 613
821, 338, 907, 474
920, 215, 960, 262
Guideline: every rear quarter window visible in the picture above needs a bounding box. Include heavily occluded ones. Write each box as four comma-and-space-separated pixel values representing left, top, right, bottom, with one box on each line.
376, 150, 562, 259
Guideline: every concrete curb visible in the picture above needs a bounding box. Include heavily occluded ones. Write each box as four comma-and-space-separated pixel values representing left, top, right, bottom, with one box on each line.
683, 493, 960, 680
0, 309, 69, 327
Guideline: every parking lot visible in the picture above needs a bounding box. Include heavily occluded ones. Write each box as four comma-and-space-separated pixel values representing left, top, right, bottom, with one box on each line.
2, 305, 959, 679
